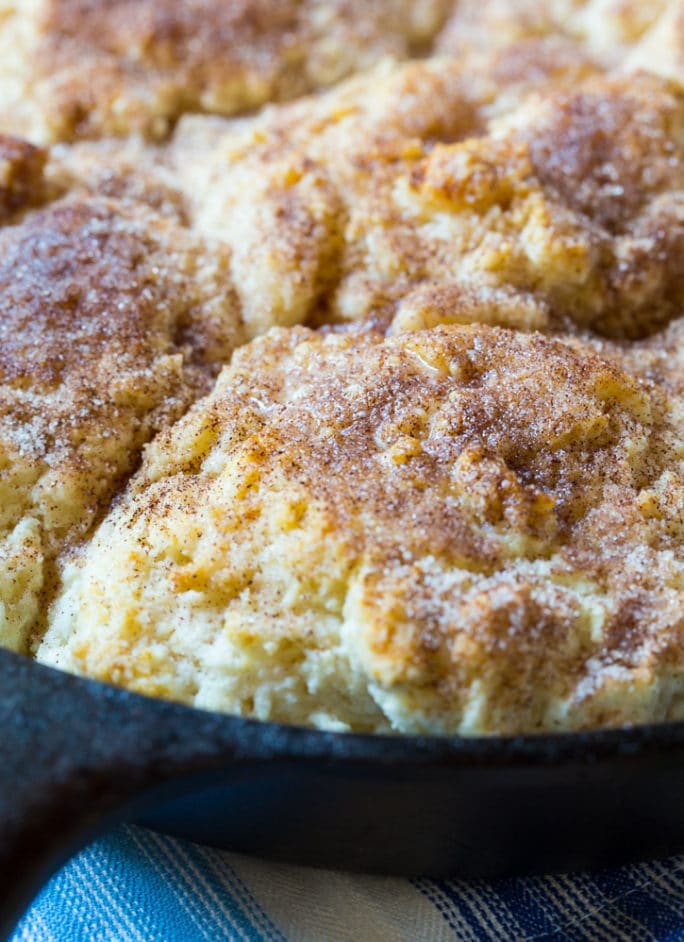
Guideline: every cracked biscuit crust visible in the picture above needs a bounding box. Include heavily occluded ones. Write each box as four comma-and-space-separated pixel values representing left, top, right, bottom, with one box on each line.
0, 0, 451, 141
0, 4, 681, 737
38, 325, 684, 734
173, 67, 684, 340
0, 193, 241, 652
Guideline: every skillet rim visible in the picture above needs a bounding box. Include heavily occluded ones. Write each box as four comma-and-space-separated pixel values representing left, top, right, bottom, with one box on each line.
10, 648, 684, 768
3, 645, 684, 934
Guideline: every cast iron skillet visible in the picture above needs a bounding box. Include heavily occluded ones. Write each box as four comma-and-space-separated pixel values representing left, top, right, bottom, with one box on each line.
2, 649, 684, 939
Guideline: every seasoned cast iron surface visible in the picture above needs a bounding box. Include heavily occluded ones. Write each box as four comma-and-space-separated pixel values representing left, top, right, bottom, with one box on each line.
1, 650, 684, 939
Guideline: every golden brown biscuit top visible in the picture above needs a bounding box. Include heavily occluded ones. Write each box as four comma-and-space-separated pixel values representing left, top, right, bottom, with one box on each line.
2, 200, 179, 389
516, 73, 684, 233
37, 323, 683, 733
142, 323, 663, 539
171, 67, 684, 340
437, 0, 670, 65
4, 0, 684, 144
0, 197, 238, 391
0, 1, 680, 734
0, 0, 451, 141
0, 192, 241, 650
407, 71, 684, 338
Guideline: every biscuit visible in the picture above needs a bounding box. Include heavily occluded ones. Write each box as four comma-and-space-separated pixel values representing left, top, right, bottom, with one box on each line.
172, 68, 684, 339
0, 193, 241, 651
38, 324, 684, 734
2, 2, 682, 738
437, 0, 670, 69
0, 0, 451, 141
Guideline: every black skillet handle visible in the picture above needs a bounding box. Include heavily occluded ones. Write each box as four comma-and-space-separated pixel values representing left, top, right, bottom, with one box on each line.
0, 650, 263, 940
7, 651, 684, 938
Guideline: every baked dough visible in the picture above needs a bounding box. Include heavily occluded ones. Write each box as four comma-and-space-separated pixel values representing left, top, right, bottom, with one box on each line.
0, 1, 676, 735
437, 1, 671, 73
38, 324, 684, 734
0, 186, 241, 651
171, 67, 684, 339
0, 0, 451, 142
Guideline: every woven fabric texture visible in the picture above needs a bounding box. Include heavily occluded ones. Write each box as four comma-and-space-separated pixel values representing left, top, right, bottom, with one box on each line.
10, 826, 684, 941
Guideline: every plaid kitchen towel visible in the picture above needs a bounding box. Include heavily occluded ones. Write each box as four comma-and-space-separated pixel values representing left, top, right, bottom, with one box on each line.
9, 826, 684, 941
